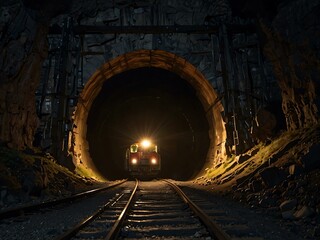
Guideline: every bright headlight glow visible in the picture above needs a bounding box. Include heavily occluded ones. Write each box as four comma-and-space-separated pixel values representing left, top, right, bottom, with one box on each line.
141, 139, 151, 148
131, 158, 137, 164
151, 158, 157, 164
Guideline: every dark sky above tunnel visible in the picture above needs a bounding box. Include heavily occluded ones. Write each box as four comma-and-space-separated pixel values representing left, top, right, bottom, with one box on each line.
87, 67, 210, 180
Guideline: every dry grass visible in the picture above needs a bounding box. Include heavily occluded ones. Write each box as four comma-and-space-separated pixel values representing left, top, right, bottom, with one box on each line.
201, 124, 320, 189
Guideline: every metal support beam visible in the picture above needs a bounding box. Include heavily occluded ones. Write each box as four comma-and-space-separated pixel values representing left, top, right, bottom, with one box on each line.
49, 24, 256, 35
52, 17, 73, 164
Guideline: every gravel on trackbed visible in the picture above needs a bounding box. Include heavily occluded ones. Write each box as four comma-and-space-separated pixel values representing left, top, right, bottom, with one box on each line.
177, 181, 307, 240
0, 181, 135, 240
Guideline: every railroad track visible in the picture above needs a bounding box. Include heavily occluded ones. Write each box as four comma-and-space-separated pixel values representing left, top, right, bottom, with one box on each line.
179, 185, 266, 240
1, 180, 301, 239
0, 179, 127, 220
55, 180, 234, 240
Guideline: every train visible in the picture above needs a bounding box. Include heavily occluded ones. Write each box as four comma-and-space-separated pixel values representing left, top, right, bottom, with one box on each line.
125, 139, 161, 177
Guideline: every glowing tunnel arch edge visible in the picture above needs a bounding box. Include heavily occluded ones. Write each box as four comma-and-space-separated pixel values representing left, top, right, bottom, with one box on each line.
71, 49, 227, 180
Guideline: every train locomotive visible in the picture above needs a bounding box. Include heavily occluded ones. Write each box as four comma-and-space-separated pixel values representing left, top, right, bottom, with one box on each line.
125, 139, 161, 177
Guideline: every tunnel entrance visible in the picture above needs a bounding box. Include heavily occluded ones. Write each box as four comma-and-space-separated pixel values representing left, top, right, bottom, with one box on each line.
87, 67, 209, 180
72, 50, 226, 180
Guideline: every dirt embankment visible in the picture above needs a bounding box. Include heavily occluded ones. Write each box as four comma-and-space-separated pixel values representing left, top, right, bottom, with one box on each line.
195, 124, 320, 238
0, 145, 102, 209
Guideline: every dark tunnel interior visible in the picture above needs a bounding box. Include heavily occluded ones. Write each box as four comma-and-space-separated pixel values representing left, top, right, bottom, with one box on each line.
87, 67, 210, 180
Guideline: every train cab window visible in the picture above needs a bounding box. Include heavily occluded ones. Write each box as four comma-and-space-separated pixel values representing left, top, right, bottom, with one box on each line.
138, 145, 157, 153
130, 144, 138, 153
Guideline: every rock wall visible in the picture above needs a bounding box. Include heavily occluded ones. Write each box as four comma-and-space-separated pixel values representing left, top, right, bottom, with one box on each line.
261, 0, 320, 130
55, 0, 232, 89
0, 3, 48, 149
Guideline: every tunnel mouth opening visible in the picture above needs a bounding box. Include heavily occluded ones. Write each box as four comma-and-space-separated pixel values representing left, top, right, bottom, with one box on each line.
72, 50, 226, 181
87, 67, 210, 180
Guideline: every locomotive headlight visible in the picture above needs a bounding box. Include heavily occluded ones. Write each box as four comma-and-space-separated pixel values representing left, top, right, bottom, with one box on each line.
141, 139, 151, 148
151, 158, 157, 165
131, 158, 137, 164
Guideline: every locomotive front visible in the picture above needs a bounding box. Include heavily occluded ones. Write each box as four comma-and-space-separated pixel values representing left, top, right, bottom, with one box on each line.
126, 139, 161, 177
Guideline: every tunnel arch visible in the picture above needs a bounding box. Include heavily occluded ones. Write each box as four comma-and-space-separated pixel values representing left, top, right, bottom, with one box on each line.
71, 49, 226, 180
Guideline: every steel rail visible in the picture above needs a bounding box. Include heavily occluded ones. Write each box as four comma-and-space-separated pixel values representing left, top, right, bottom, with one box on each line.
0, 179, 127, 220
104, 179, 139, 240
55, 193, 125, 240
163, 179, 232, 240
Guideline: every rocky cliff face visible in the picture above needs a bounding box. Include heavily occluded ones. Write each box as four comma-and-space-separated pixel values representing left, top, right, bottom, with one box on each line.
0, 3, 48, 149
261, 0, 320, 130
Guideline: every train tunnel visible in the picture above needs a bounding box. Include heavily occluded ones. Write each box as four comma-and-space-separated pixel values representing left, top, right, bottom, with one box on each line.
72, 50, 227, 180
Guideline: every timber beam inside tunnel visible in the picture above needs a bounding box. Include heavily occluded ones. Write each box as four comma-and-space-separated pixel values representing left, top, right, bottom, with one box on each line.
72, 49, 227, 180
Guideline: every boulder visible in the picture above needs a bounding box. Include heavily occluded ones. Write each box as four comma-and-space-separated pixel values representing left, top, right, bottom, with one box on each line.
281, 210, 296, 220
279, 199, 297, 211
259, 167, 287, 188
294, 206, 315, 219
